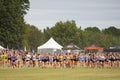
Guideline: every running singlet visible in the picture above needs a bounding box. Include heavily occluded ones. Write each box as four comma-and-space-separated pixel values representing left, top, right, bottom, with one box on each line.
38, 55, 43, 61
32, 55, 36, 61
66, 56, 70, 62
11, 56, 17, 62
79, 56, 85, 61
59, 55, 63, 62
26, 54, 31, 61
85, 56, 90, 62
2, 54, 7, 60
17, 56, 21, 61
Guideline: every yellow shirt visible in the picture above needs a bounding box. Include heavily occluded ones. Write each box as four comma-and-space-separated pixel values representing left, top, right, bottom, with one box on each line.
59, 55, 63, 61
2, 54, 7, 61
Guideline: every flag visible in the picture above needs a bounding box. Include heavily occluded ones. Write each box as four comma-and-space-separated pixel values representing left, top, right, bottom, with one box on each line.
31, 48, 34, 53
24, 46, 26, 51
18, 45, 21, 52
7, 45, 9, 50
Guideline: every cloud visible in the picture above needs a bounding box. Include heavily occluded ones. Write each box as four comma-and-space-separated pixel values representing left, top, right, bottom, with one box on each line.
25, 0, 120, 30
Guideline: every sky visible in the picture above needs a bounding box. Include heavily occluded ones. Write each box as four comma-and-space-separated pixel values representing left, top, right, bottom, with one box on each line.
24, 0, 120, 31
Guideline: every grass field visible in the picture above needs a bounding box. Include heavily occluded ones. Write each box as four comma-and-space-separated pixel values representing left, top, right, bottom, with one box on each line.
0, 67, 120, 80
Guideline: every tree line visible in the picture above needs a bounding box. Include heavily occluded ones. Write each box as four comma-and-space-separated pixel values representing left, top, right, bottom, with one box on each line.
43, 20, 120, 49
0, 0, 120, 51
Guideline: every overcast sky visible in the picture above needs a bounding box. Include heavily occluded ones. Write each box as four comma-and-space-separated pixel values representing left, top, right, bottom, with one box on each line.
24, 0, 120, 30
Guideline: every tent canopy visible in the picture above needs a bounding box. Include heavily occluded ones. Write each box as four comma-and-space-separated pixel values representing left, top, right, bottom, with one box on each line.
38, 37, 63, 50
84, 44, 103, 50
0, 45, 4, 50
104, 45, 120, 52
62, 43, 80, 50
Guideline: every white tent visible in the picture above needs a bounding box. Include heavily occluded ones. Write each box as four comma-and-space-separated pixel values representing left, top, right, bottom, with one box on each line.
37, 37, 63, 54
0, 45, 4, 50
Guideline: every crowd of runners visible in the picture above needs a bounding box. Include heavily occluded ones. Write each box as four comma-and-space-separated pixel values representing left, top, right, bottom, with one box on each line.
0, 49, 120, 69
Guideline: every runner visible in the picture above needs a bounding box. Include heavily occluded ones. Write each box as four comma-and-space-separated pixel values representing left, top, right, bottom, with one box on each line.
7, 52, 12, 67
73, 53, 79, 68
65, 53, 71, 68
91, 53, 97, 68
85, 54, 90, 68
79, 53, 85, 67
11, 53, 17, 68
38, 53, 43, 68
53, 53, 58, 68
21, 54, 26, 67
26, 52, 31, 67
99, 53, 105, 68
31, 53, 36, 67
16, 53, 21, 68
59, 54, 64, 68
1, 51, 7, 67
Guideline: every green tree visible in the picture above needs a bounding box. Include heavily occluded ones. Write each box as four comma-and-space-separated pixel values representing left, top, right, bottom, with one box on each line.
44, 20, 78, 46
102, 26, 120, 46
102, 26, 120, 36
84, 27, 102, 46
84, 27, 101, 33
26, 25, 44, 51
0, 0, 30, 48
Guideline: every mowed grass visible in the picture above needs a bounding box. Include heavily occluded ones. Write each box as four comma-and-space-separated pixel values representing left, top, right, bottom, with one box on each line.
0, 67, 120, 80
